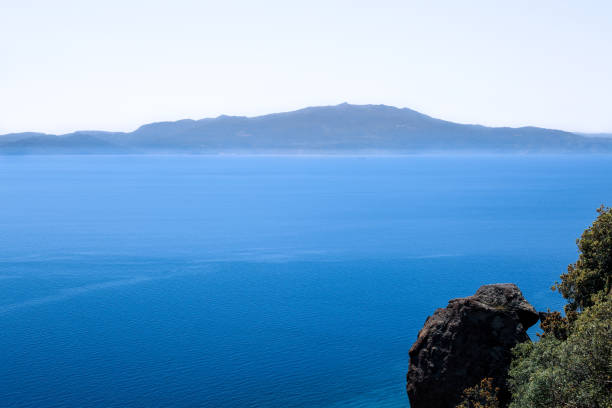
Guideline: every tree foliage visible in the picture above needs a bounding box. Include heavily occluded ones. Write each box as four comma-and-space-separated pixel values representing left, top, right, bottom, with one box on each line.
554, 205, 612, 318
508, 206, 612, 408
456, 377, 501, 408
508, 298, 612, 408
537, 310, 569, 341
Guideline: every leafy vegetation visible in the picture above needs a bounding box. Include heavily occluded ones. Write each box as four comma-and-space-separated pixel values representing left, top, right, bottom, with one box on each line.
507, 206, 612, 408
456, 378, 501, 408
537, 310, 569, 341
508, 299, 611, 408
554, 205, 612, 320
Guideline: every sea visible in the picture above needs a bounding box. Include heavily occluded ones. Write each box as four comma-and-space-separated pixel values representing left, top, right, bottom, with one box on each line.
1, 155, 610, 408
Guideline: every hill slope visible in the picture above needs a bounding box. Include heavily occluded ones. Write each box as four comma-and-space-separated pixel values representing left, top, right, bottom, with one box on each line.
2, 104, 611, 154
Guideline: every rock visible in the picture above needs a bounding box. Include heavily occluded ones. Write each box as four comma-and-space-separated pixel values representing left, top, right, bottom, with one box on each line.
406, 283, 539, 408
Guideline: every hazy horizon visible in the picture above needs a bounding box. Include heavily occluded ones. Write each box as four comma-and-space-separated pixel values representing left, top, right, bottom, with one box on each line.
2, 1, 612, 135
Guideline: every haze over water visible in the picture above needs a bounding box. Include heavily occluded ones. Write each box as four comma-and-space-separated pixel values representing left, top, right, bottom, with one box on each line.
1, 155, 610, 407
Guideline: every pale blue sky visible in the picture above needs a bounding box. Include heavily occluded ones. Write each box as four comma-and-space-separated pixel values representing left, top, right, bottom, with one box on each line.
2, 0, 611, 134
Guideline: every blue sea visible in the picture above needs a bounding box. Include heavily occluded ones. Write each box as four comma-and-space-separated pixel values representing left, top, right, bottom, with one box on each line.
1, 155, 611, 408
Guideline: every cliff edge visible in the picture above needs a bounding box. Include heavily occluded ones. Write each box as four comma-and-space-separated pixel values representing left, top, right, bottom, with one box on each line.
406, 283, 539, 408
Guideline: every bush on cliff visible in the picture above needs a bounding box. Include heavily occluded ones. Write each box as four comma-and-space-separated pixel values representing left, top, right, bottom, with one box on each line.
554, 205, 612, 320
537, 310, 569, 340
508, 206, 612, 408
456, 377, 501, 408
508, 298, 612, 408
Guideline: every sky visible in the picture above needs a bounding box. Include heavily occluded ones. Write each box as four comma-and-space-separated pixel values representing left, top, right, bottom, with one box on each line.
1, 0, 611, 135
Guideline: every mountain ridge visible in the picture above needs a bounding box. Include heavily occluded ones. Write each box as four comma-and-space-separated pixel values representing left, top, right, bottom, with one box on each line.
2, 103, 611, 154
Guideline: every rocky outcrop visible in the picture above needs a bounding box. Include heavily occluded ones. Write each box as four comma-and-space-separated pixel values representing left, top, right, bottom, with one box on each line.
406, 283, 539, 408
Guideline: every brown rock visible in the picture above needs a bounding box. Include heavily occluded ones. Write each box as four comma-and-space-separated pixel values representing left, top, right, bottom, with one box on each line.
406, 283, 539, 408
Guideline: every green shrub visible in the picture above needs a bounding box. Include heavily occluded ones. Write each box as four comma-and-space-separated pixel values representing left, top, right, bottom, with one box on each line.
508, 298, 612, 408
554, 205, 612, 319
537, 310, 569, 340
509, 206, 612, 408
456, 377, 501, 408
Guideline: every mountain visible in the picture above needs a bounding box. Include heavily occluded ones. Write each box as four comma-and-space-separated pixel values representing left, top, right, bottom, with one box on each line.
578, 132, 612, 139
0, 133, 126, 154
2, 103, 612, 154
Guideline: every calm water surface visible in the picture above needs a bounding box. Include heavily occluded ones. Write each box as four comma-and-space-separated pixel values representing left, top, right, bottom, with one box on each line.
1, 155, 611, 407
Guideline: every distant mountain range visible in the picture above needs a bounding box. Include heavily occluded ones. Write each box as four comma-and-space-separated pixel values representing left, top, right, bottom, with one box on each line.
577, 132, 612, 139
2, 103, 612, 154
